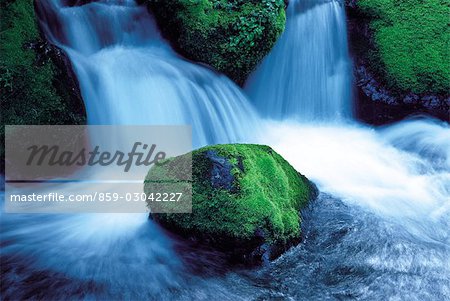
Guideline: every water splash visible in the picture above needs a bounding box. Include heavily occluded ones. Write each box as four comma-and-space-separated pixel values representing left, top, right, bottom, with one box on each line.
262, 118, 450, 242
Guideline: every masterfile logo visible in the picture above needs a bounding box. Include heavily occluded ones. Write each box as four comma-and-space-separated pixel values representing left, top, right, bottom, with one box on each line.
25, 142, 167, 172
4, 125, 192, 213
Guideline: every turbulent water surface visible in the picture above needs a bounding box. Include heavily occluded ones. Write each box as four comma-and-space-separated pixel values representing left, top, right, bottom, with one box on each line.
1, 0, 449, 300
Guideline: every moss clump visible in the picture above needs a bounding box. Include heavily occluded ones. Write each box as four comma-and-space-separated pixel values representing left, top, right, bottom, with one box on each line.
356, 0, 450, 94
148, 0, 286, 85
145, 144, 316, 263
0, 0, 86, 170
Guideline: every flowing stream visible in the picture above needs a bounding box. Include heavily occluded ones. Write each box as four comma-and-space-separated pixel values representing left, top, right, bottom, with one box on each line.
36, 0, 260, 146
246, 0, 352, 121
1, 0, 449, 300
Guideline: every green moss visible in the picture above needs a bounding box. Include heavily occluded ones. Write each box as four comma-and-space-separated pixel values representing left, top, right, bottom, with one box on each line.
145, 144, 314, 252
0, 0, 86, 170
356, 0, 450, 94
148, 0, 286, 85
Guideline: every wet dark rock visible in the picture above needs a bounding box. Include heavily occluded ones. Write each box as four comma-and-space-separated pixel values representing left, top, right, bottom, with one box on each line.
206, 150, 237, 191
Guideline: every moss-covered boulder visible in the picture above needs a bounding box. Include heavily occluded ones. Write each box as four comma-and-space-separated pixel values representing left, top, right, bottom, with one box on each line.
346, 0, 449, 123
354, 0, 449, 94
0, 0, 86, 172
147, 0, 287, 85
145, 144, 317, 264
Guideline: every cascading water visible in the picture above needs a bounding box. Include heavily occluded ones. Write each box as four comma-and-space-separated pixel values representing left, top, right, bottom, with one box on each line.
1, 0, 449, 300
246, 0, 352, 121
2, 2, 262, 299
245, 0, 449, 238
36, 0, 261, 146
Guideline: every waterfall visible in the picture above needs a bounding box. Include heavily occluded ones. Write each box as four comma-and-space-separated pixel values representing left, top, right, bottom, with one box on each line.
36, 0, 261, 147
245, 0, 449, 237
1, 0, 449, 299
246, 0, 352, 121
27, 0, 450, 259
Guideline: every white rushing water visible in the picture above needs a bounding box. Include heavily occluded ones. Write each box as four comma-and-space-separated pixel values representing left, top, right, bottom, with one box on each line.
263, 119, 450, 242
1, 0, 449, 299
246, 0, 352, 121
36, 0, 261, 146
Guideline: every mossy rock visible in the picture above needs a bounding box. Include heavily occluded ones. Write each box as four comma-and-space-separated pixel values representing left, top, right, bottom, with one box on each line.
147, 0, 287, 85
0, 0, 86, 172
353, 0, 450, 94
145, 144, 317, 264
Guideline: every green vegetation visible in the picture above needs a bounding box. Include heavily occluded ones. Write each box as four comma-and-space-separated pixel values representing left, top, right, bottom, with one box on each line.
357, 0, 450, 93
0, 0, 86, 170
148, 0, 286, 84
145, 144, 315, 261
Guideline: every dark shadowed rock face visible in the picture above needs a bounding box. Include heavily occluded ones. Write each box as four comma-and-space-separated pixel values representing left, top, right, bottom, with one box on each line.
345, 1, 449, 124
28, 39, 85, 120
353, 64, 450, 125
206, 150, 237, 191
